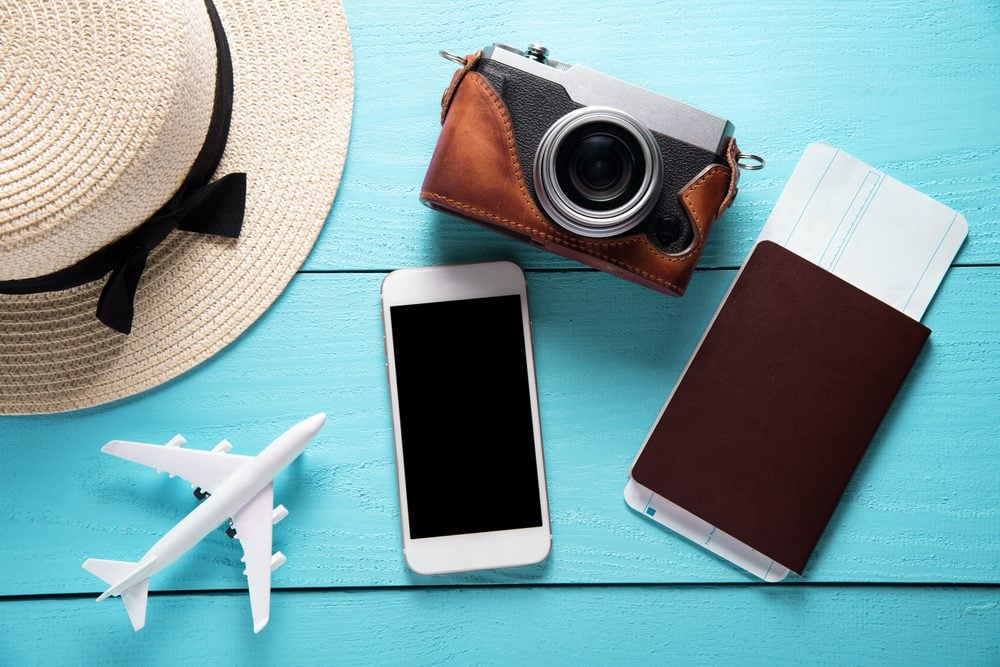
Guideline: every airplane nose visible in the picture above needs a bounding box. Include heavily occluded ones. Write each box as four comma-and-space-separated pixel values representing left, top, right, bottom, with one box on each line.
301, 412, 327, 436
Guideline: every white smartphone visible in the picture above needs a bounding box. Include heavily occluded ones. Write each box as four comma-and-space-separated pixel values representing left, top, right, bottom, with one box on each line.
381, 261, 551, 575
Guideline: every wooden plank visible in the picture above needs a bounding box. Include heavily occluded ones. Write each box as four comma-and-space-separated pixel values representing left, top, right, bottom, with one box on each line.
0, 586, 997, 663
0, 268, 995, 595
308, 0, 1000, 271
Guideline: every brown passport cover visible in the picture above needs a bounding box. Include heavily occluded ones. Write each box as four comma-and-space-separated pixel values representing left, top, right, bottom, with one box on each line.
631, 241, 930, 574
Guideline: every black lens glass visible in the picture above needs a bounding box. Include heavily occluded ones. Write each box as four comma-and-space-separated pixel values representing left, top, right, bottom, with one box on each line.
555, 121, 647, 212
571, 135, 627, 193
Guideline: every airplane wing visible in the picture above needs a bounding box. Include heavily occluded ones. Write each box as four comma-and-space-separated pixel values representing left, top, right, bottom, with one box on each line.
102, 439, 252, 493
231, 482, 279, 633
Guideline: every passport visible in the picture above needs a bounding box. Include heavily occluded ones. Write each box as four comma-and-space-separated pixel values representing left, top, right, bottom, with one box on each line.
628, 241, 930, 575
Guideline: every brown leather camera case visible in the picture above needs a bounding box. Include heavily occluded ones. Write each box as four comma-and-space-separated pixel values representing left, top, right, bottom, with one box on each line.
420, 52, 741, 296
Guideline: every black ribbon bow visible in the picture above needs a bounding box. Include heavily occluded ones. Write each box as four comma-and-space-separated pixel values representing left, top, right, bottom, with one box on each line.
95, 173, 246, 333
0, 0, 243, 335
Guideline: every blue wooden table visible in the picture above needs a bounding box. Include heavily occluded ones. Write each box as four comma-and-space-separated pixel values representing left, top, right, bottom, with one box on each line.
2, 1, 998, 663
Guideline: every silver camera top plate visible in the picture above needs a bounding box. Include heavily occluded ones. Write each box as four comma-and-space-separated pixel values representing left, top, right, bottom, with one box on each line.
483, 44, 734, 156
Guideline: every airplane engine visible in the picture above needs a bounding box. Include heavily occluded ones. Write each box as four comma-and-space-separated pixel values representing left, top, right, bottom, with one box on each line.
272, 505, 289, 525
159, 435, 186, 475
270, 551, 286, 572
211, 439, 233, 453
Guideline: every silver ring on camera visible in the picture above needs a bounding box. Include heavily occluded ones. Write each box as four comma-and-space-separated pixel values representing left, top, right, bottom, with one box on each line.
439, 50, 468, 66
534, 107, 662, 239
736, 152, 765, 170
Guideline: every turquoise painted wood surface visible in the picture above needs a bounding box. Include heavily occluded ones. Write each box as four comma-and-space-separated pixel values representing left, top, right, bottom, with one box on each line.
1, 0, 999, 663
1, 269, 998, 596
1, 587, 997, 665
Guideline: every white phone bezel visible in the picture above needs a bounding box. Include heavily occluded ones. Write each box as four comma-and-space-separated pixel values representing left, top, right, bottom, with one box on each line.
381, 261, 551, 575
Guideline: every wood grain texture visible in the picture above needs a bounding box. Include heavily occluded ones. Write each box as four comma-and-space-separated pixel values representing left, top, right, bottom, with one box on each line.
308, 0, 1000, 271
1, 0, 998, 657
1, 269, 996, 596
1, 586, 997, 664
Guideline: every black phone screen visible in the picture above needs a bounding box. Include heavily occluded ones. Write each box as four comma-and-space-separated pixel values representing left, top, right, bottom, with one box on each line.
389, 294, 543, 539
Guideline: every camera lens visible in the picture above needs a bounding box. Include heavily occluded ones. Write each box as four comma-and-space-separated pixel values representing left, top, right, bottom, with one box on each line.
572, 135, 625, 193
534, 108, 662, 238
560, 126, 644, 209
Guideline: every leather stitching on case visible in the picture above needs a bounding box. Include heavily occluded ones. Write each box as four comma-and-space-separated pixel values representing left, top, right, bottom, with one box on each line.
720, 138, 740, 215
440, 50, 482, 124
428, 72, 685, 289
422, 192, 682, 291
679, 166, 731, 258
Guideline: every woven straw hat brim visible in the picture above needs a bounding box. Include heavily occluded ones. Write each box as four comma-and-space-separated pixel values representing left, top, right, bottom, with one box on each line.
0, 1, 353, 414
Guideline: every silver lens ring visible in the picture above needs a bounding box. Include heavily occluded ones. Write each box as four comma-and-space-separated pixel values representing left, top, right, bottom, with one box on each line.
534, 107, 662, 238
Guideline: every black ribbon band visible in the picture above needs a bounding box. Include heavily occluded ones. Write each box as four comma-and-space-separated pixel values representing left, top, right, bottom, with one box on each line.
0, 0, 246, 334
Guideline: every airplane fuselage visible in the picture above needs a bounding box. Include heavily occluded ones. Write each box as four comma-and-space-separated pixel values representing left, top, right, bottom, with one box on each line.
103, 415, 320, 597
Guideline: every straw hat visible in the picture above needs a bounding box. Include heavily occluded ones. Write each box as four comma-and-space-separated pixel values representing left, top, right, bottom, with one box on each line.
0, 0, 353, 414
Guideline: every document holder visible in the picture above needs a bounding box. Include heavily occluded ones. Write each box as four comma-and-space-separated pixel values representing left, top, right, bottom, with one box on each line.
628, 240, 930, 576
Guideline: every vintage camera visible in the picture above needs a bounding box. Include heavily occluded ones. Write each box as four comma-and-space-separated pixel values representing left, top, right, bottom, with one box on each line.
421, 43, 760, 295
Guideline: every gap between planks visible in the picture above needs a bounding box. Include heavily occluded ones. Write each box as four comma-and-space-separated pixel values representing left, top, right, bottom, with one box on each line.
4, 580, 998, 603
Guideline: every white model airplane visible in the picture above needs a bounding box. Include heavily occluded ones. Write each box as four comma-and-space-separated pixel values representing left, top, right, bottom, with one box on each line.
82, 412, 326, 633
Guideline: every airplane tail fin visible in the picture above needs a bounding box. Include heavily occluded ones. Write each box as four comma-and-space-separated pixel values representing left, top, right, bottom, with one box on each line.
82, 558, 151, 631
